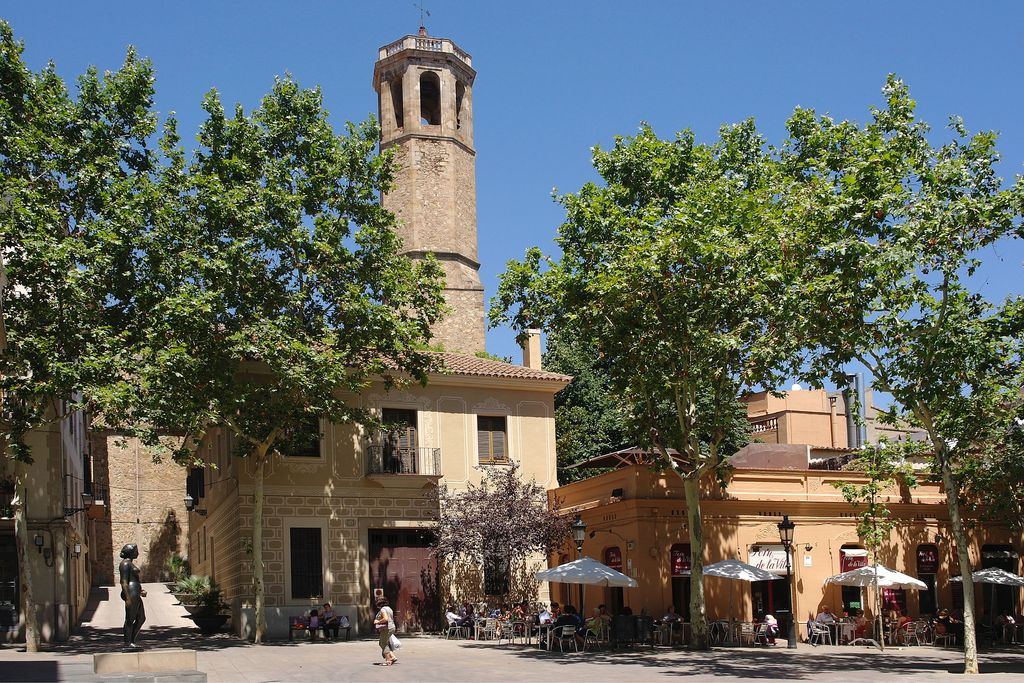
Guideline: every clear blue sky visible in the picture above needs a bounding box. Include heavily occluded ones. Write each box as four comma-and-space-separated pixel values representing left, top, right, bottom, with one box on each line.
5, 1, 1022, 363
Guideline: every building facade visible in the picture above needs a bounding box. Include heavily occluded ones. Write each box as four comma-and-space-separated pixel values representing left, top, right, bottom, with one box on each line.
0, 402, 96, 642
186, 354, 568, 638
550, 387, 1021, 636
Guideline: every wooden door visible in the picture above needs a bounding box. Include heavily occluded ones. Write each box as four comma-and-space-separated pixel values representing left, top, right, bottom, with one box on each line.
369, 530, 438, 632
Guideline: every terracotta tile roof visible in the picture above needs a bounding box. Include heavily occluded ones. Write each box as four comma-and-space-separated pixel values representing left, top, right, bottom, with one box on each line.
428, 352, 572, 382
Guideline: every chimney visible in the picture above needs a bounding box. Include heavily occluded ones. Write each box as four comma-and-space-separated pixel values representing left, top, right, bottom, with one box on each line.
520, 329, 542, 370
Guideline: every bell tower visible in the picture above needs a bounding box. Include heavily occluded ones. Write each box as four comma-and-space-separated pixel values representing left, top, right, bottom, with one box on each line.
374, 28, 485, 354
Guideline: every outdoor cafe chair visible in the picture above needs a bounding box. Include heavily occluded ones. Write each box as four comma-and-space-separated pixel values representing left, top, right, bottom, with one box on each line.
555, 625, 579, 652
933, 625, 957, 648
738, 622, 756, 646
479, 618, 498, 641
753, 622, 770, 646
809, 622, 833, 646
445, 618, 464, 640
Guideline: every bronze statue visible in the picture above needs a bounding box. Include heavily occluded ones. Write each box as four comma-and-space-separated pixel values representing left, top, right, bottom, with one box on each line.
118, 544, 146, 651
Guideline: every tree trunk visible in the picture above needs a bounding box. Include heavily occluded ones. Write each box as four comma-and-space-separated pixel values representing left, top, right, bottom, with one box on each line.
13, 465, 40, 652
683, 476, 708, 650
940, 452, 978, 674
252, 453, 267, 643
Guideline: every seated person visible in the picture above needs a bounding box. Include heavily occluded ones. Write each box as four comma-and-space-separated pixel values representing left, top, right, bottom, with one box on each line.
597, 604, 612, 625
663, 605, 681, 622
553, 605, 583, 646
550, 601, 562, 619
815, 605, 836, 624
321, 602, 340, 640
307, 608, 320, 639
853, 609, 868, 638
445, 607, 462, 626
584, 607, 605, 638
897, 610, 912, 629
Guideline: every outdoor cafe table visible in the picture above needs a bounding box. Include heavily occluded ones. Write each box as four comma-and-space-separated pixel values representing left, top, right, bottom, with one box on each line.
534, 622, 556, 649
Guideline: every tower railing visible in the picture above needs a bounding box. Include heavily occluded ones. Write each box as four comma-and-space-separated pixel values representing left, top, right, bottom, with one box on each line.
379, 36, 472, 66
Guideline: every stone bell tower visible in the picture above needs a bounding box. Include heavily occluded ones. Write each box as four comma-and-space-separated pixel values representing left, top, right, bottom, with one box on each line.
374, 28, 485, 355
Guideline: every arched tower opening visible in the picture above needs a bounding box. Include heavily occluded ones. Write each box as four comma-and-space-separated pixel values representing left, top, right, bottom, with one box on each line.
389, 76, 404, 130
419, 71, 441, 126
455, 81, 465, 130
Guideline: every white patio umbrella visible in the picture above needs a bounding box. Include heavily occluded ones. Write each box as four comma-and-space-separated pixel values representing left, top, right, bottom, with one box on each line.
824, 564, 928, 590
950, 568, 1024, 619
949, 567, 1024, 586
823, 564, 926, 650
535, 556, 638, 587
702, 559, 781, 621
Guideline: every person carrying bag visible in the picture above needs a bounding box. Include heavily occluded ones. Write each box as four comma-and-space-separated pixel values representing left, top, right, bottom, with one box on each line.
373, 596, 398, 666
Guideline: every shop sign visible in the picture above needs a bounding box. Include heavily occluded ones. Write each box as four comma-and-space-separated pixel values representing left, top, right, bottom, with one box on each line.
840, 548, 869, 572
917, 546, 938, 574
605, 547, 622, 571
748, 544, 789, 575
671, 544, 691, 576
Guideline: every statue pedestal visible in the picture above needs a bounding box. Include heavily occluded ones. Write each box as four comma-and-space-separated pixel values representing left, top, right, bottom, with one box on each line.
93, 649, 202, 679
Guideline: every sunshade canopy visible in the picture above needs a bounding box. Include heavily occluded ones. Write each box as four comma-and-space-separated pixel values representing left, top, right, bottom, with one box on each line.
535, 556, 638, 588
702, 559, 782, 582
824, 564, 927, 590
568, 446, 684, 470
950, 567, 1024, 586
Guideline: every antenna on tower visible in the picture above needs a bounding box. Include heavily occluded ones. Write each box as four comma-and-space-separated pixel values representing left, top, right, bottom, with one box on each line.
414, 2, 431, 35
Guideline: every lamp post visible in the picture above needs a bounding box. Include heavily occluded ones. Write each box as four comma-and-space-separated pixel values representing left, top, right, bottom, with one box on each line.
571, 514, 587, 613
777, 514, 797, 649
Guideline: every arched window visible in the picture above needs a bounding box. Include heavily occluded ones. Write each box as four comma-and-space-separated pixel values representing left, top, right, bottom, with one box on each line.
419, 71, 441, 126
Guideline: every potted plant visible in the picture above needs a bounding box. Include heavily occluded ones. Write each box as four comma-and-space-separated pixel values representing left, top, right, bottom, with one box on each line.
173, 574, 209, 606
166, 554, 190, 592
178, 575, 230, 634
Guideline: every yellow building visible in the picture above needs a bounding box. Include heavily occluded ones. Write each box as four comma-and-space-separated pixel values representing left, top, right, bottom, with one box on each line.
187, 350, 568, 637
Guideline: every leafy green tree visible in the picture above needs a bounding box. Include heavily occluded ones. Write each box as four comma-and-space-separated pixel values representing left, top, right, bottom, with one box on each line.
833, 439, 919, 648
113, 79, 446, 643
783, 76, 1024, 673
542, 331, 628, 483
491, 122, 792, 649
0, 22, 160, 651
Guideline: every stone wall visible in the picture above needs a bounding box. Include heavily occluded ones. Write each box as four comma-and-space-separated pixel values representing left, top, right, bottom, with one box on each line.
91, 433, 188, 584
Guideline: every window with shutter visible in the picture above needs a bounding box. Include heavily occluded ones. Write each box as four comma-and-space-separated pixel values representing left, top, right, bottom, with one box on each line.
382, 409, 418, 449
477, 416, 508, 464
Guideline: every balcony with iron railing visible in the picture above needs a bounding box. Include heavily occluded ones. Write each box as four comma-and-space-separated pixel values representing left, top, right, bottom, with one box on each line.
378, 36, 472, 66
366, 443, 441, 476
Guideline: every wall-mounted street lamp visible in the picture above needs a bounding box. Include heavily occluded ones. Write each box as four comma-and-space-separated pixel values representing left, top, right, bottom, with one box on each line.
72, 543, 82, 558
64, 491, 94, 518
777, 514, 797, 650
33, 533, 44, 553
183, 494, 207, 516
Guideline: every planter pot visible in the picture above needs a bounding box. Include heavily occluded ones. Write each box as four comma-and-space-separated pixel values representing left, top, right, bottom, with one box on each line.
182, 603, 217, 617
164, 583, 177, 593
173, 592, 197, 605
189, 613, 229, 635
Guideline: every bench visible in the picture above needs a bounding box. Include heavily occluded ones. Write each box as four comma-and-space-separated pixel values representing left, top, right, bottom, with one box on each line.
288, 616, 351, 642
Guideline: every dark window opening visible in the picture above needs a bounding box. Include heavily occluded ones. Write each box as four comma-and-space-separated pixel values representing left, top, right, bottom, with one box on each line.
280, 416, 321, 457
390, 77, 404, 130
981, 544, 1019, 619
419, 71, 441, 126
186, 468, 205, 501
290, 527, 323, 600
455, 81, 465, 130
917, 544, 939, 616
477, 416, 507, 464
484, 553, 510, 596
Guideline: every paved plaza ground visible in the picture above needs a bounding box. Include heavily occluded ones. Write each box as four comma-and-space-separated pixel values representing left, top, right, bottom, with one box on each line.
2, 585, 1023, 682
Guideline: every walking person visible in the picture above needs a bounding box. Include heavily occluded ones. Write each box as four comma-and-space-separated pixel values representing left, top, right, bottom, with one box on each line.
374, 596, 398, 666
